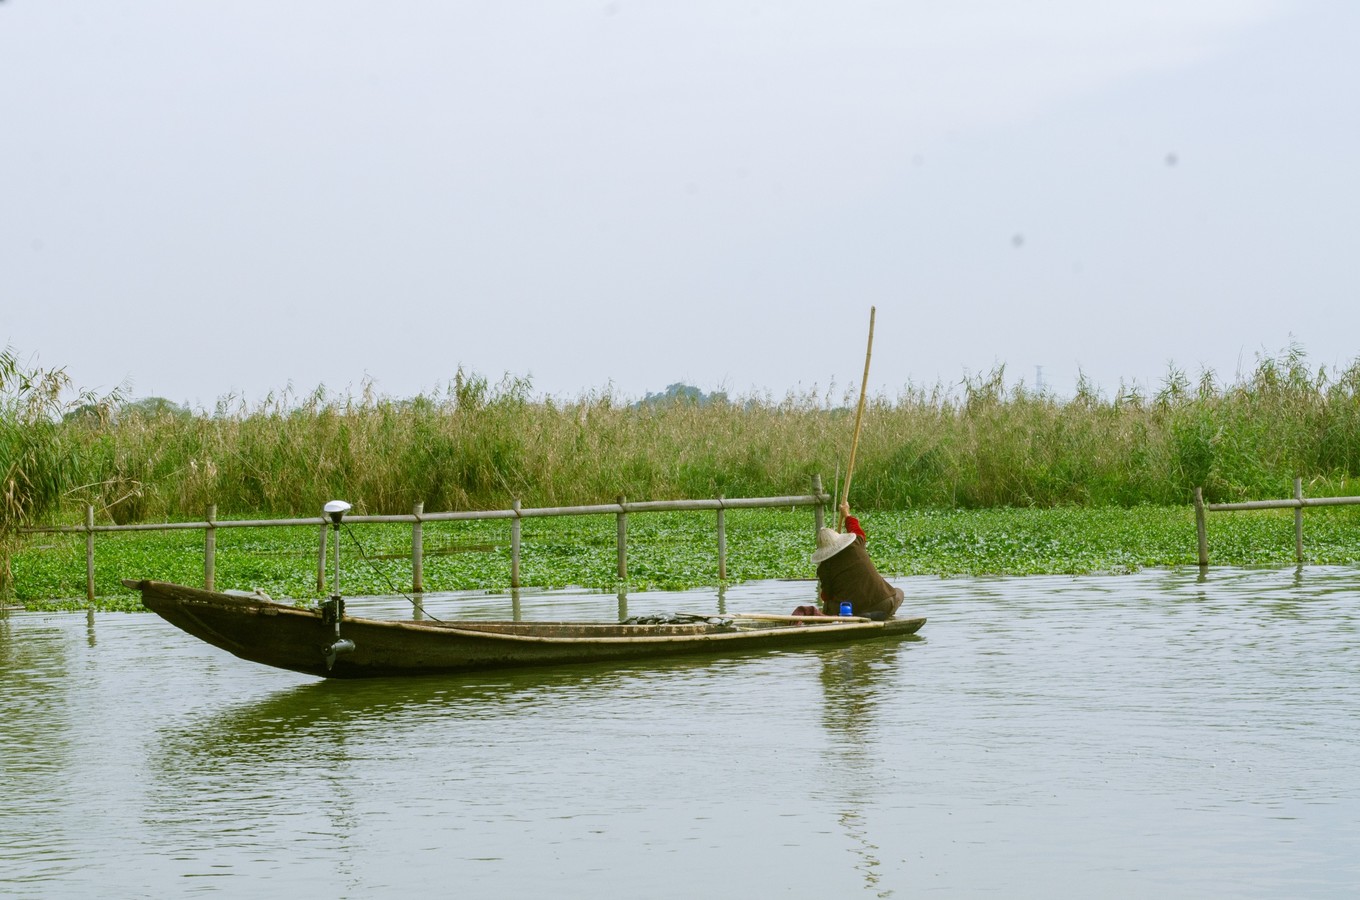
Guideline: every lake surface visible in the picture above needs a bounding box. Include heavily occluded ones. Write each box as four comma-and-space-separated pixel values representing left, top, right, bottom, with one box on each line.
3, 567, 1358, 898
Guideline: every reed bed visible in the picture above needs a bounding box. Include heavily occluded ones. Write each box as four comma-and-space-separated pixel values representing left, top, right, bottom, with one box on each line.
38, 347, 1360, 525
2, 349, 119, 594
9, 344, 1360, 602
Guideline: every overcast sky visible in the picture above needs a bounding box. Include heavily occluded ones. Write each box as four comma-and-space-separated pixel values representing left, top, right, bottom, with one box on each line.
3, 1, 1357, 408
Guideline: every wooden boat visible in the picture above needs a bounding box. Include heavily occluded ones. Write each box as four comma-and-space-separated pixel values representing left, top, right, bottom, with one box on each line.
125, 579, 926, 679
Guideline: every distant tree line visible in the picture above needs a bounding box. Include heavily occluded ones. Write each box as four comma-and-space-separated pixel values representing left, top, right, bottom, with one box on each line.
635, 383, 729, 407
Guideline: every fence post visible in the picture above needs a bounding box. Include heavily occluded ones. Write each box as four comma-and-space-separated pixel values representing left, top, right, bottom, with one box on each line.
812, 474, 826, 532
511, 498, 522, 589
85, 505, 95, 603
617, 495, 627, 581
28, 490, 839, 604
1194, 487, 1208, 567
412, 501, 424, 593
317, 522, 328, 593
716, 495, 727, 582
1294, 477, 1304, 563
204, 504, 216, 591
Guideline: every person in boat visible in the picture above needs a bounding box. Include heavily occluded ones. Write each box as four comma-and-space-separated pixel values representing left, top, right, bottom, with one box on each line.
809, 500, 904, 620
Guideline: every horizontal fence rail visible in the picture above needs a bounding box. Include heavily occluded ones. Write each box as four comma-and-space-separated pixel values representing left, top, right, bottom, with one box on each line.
1193, 478, 1360, 566
21, 476, 834, 603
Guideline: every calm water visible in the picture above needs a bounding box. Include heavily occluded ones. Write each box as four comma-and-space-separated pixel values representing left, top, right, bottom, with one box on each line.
2, 568, 1358, 898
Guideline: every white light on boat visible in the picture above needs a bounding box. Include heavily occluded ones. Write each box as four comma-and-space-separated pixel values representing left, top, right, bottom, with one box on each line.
323, 500, 351, 524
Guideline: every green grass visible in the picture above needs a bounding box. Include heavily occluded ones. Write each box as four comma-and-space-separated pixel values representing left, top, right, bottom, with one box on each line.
13, 504, 1360, 611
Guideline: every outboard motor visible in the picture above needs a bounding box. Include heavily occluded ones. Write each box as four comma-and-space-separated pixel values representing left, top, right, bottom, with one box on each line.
321, 500, 356, 670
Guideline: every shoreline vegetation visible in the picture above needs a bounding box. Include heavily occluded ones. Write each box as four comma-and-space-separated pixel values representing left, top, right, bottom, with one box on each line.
12, 503, 1360, 612
5, 343, 1360, 607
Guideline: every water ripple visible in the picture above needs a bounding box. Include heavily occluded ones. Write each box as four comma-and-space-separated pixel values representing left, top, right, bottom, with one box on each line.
3, 568, 1359, 897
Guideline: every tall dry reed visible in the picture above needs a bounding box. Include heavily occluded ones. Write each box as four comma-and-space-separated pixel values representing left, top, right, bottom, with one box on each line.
1, 348, 120, 594
44, 348, 1360, 524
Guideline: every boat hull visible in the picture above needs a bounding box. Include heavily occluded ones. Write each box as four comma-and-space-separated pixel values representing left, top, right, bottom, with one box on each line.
126, 580, 926, 679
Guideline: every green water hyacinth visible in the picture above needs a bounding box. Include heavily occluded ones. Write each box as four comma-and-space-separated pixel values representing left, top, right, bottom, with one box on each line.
14, 505, 1360, 611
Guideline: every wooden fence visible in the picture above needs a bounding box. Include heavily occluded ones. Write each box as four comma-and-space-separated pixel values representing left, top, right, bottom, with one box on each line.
21, 476, 834, 601
1193, 477, 1360, 566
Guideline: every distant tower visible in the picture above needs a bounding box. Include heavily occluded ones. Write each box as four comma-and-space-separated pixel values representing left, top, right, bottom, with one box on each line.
1035, 365, 1045, 394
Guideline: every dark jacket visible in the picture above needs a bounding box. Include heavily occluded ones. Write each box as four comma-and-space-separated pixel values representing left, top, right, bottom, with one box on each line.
817, 517, 900, 617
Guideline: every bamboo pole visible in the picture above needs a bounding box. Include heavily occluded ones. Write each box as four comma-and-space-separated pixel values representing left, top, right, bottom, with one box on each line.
411, 501, 424, 593
1293, 477, 1304, 563
716, 497, 727, 582
85, 505, 95, 603
1194, 487, 1208, 567
316, 522, 328, 593
22, 493, 832, 535
812, 474, 826, 532
1207, 496, 1360, 511
511, 498, 522, 589
204, 504, 216, 591
616, 495, 628, 581
840, 306, 876, 529
729, 612, 872, 623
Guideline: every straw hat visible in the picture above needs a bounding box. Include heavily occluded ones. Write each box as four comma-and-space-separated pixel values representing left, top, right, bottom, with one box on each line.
810, 527, 858, 565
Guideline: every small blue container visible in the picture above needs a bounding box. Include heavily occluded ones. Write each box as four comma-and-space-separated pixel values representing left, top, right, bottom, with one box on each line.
839, 601, 853, 617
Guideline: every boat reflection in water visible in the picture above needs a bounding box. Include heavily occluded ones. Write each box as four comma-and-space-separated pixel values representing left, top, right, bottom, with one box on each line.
816, 639, 915, 894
